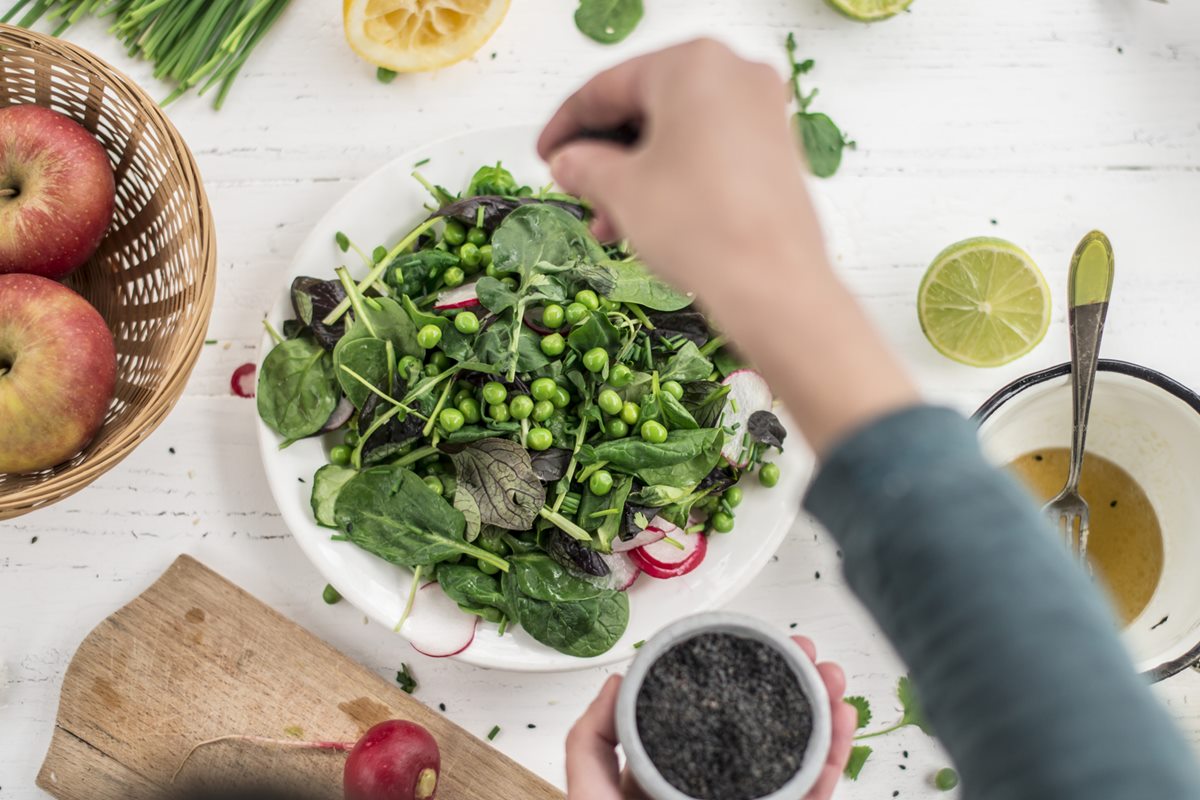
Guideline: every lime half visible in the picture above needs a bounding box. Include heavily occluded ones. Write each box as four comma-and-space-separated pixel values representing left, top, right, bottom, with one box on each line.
918, 238, 1051, 368
826, 0, 914, 21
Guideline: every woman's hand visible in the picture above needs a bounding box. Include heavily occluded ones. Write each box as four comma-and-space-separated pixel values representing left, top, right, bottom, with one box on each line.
565, 636, 858, 800
540, 39, 918, 456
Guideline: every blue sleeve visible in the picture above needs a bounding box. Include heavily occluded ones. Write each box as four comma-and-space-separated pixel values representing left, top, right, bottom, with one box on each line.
804, 406, 1200, 800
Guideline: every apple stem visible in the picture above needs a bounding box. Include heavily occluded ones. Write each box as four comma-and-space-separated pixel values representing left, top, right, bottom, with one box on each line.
0, 188, 17, 198
170, 734, 356, 783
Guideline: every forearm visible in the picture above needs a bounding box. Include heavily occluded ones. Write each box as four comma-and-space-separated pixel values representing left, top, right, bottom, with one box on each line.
806, 407, 1200, 800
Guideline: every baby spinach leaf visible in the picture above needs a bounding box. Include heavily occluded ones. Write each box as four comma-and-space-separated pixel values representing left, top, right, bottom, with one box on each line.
492, 204, 605, 278
503, 571, 629, 657
660, 341, 714, 383
604, 258, 692, 311
567, 310, 621, 356
638, 437, 724, 488
748, 410, 787, 449
334, 335, 389, 410
438, 563, 507, 614
437, 324, 477, 363
597, 476, 633, 551
475, 276, 519, 313
681, 381, 729, 429
257, 337, 339, 440
510, 553, 604, 602
310, 464, 357, 528
631, 484, 693, 507
581, 428, 724, 473
386, 249, 460, 299
401, 294, 446, 332
659, 391, 699, 430
713, 349, 742, 378
474, 310, 552, 376
363, 296, 423, 359
334, 464, 508, 571
448, 439, 547, 531
796, 112, 848, 179
575, 0, 644, 44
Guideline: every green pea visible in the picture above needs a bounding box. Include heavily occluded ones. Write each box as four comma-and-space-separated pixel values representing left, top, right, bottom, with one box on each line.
482, 381, 508, 405
620, 401, 641, 426
527, 427, 554, 451
541, 333, 566, 356
467, 227, 488, 247
439, 408, 465, 432
598, 297, 620, 312
935, 768, 959, 791
457, 397, 482, 423
500, 277, 518, 291
487, 403, 509, 423
575, 289, 600, 310
417, 324, 442, 349
423, 362, 440, 378
429, 352, 451, 370
598, 389, 623, 416
531, 378, 558, 402
662, 380, 684, 400
724, 486, 744, 508
759, 462, 781, 488
565, 302, 589, 325
443, 219, 466, 246
583, 347, 609, 373
443, 265, 465, 288
517, 186, 535, 197
532, 400, 555, 422
710, 511, 735, 533
606, 418, 629, 438
459, 242, 481, 268
485, 262, 502, 279
330, 444, 352, 466
509, 394, 534, 420
542, 303, 565, 329
589, 470, 614, 497
344, 430, 360, 447
423, 475, 445, 495
477, 558, 500, 575
454, 310, 480, 334
453, 388, 472, 405
552, 386, 572, 409
322, 584, 342, 605
640, 420, 668, 444
608, 363, 634, 388
478, 244, 493, 267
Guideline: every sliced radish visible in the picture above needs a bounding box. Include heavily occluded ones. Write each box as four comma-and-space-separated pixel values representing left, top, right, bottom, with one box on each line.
231, 363, 256, 398
321, 395, 354, 432
720, 369, 773, 468
596, 552, 641, 591
611, 517, 677, 553
433, 281, 480, 310
400, 582, 477, 658
631, 530, 708, 579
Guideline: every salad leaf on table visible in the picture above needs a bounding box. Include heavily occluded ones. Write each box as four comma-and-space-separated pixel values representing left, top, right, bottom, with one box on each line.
574, 0, 645, 45
786, 33, 855, 179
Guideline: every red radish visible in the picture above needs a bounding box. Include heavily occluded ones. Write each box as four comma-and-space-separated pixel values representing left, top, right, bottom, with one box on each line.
231, 362, 256, 398
345, 720, 440, 800
596, 552, 641, 591
170, 719, 441, 800
720, 369, 773, 468
611, 517, 677, 553
322, 395, 355, 432
630, 531, 708, 579
400, 582, 477, 658
432, 281, 479, 310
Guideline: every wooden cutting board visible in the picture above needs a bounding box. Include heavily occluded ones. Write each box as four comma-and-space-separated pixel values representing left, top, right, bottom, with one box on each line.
36, 555, 563, 800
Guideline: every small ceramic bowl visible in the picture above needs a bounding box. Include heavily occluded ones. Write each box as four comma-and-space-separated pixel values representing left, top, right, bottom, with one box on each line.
616, 612, 832, 800
975, 359, 1200, 681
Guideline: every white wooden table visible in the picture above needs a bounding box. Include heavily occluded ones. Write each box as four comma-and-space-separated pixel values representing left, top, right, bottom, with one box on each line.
3, 1, 1200, 797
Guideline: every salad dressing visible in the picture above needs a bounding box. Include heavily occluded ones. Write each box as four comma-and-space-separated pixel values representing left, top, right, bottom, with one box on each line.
1008, 449, 1163, 626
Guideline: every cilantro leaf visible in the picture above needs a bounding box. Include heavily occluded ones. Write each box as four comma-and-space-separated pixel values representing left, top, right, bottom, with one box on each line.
395, 663, 417, 694
898, 675, 934, 735
845, 695, 872, 730
844, 745, 872, 780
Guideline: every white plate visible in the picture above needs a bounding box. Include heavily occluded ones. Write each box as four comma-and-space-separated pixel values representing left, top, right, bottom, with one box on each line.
257, 124, 810, 672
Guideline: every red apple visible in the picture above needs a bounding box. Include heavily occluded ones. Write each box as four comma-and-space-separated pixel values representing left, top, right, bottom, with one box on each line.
0, 274, 116, 474
0, 104, 115, 280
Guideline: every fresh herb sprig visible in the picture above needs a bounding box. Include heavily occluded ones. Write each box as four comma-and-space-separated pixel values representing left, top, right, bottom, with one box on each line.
843, 676, 935, 780
2, 0, 292, 110
786, 33, 855, 179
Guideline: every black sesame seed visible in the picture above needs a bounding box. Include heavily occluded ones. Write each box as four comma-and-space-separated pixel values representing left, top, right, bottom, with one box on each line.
1110, 500, 1118, 508
438, 703, 446, 712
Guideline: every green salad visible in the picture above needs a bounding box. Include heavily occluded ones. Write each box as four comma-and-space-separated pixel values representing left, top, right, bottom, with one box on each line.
258, 164, 786, 659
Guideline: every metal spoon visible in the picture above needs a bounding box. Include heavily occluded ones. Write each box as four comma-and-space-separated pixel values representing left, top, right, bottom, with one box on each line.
1043, 231, 1115, 563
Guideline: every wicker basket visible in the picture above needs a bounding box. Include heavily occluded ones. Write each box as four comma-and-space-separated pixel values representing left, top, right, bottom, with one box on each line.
0, 25, 216, 520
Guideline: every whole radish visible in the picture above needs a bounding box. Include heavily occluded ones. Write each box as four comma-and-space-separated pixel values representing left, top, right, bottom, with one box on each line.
171, 718, 441, 800
345, 720, 440, 800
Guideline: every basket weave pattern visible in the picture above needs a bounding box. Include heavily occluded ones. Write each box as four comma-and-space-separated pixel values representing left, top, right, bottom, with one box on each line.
0, 25, 216, 520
